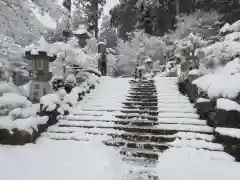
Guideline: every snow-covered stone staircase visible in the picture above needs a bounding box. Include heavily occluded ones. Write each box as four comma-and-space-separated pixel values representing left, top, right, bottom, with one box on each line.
40, 76, 234, 179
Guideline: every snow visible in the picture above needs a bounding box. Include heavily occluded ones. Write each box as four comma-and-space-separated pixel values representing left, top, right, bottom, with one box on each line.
31, 6, 57, 30
76, 77, 130, 110
156, 147, 239, 180
159, 118, 206, 125
217, 98, 240, 112
0, 115, 48, 134
188, 68, 200, 75
173, 132, 214, 141
73, 24, 88, 35
156, 124, 213, 133
220, 20, 240, 33
0, 81, 18, 95
157, 148, 240, 180
158, 112, 199, 118
0, 140, 124, 180
220, 22, 231, 33
224, 32, 240, 41
40, 93, 61, 111
168, 138, 223, 151
0, 93, 32, 110
216, 127, 240, 139
199, 40, 240, 66
51, 41, 89, 68
66, 74, 76, 84
25, 36, 56, 57
197, 97, 210, 103
63, 91, 79, 108
192, 59, 240, 99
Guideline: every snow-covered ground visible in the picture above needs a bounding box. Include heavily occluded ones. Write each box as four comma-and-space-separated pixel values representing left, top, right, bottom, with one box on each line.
0, 76, 239, 180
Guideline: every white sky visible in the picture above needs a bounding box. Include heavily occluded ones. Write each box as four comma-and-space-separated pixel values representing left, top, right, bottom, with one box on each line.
99, 0, 119, 29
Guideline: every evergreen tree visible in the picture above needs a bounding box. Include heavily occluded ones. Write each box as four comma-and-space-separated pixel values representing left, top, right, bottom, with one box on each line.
74, 0, 106, 38
110, 0, 177, 39
99, 15, 118, 48
63, 0, 72, 12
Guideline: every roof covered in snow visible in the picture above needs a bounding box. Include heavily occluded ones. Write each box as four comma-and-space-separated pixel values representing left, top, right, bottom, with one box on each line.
25, 37, 57, 61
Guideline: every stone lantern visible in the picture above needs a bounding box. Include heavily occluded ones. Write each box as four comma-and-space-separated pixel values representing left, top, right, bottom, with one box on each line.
98, 41, 107, 54
73, 25, 91, 48
25, 38, 56, 102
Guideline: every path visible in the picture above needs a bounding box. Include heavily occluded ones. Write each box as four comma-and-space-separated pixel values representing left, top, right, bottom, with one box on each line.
42, 76, 238, 179
1, 76, 239, 180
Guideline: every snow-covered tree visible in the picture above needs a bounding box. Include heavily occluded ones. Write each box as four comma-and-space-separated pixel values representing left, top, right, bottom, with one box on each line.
99, 15, 118, 48
73, 0, 106, 38
0, 0, 68, 46
167, 10, 221, 40
116, 30, 166, 75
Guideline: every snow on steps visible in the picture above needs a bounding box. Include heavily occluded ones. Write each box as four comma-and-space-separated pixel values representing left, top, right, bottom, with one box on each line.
64, 114, 207, 125
41, 77, 235, 168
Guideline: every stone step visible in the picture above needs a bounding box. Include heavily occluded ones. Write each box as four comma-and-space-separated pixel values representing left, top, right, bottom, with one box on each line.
46, 132, 220, 151
65, 116, 207, 126
126, 99, 158, 103
122, 156, 158, 167
131, 87, 156, 90
57, 124, 213, 134
69, 113, 157, 120
123, 106, 158, 111
64, 118, 158, 126
129, 89, 157, 93
127, 95, 158, 99
86, 132, 175, 143
120, 148, 159, 160
85, 131, 213, 142
123, 102, 158, 106
129, 92, 157, 95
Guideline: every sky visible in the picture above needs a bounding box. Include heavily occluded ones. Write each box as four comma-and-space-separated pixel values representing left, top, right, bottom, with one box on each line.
99, 0, 119, 28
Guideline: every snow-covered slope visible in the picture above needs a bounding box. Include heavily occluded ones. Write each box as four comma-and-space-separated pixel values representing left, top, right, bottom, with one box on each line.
0, 0, 68, 46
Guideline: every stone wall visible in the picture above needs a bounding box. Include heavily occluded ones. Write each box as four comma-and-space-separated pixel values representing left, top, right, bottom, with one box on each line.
179, 74, 240, 161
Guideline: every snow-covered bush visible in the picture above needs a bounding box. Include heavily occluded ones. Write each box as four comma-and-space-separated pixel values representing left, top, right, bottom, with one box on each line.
40, 93, 61, 112
197, 40, 240, 69
0, 115, 49, 134
9, 106, 37, 120
51, 76, 65, 92
0, 93, 32, 116
0, 81, 18, 96
65, 74, 77, 93
116, 31, 165, 75
0, 0, 68, 46
220, 20, 240, 34
193, 58, 240, 99
224, 32, 240, 42
169, 10, 220, 39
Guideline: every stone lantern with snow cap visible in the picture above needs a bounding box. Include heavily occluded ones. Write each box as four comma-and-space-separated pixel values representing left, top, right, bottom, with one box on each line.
73, 24, 91, 48
25, 37, 56, 102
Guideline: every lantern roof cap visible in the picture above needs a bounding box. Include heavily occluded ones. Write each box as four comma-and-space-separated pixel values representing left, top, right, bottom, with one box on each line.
73, 24, 90, 36
25, 37, 56, 61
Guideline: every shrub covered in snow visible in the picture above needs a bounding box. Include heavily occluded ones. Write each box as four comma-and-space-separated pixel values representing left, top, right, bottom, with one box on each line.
220, 20, 240, 34
64, 74, 77, 93
116, 30, 166, 75
0, 115, 49, 135
0, 93, 32, 116
193, 58, 240, 99
40, 93, 61, 112
51, 76, 65, 92
9, 107, 37, 120
0, 82, 18, 96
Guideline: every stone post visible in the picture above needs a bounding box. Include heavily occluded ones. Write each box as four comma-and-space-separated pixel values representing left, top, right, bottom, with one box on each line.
25, 51, 56, 103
